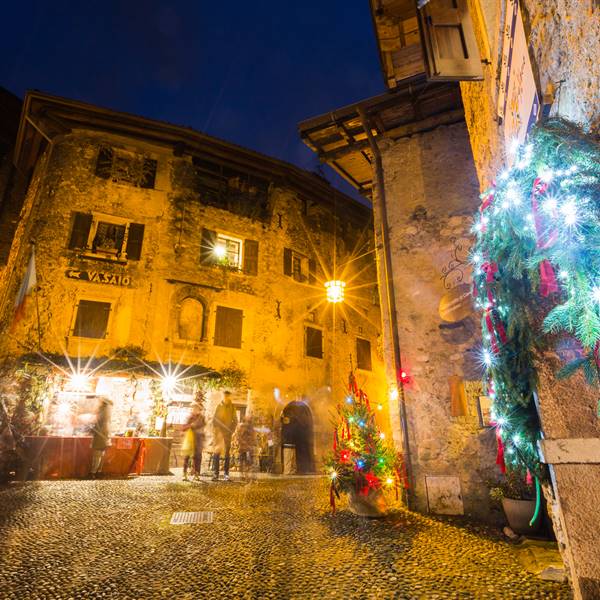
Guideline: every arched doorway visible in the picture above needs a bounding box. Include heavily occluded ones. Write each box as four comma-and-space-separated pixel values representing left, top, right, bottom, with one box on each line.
281, 401, 315, 474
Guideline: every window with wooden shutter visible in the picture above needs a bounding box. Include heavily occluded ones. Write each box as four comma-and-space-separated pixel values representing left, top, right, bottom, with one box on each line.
125, 223, 145, 261
418, 0, 483, 81
95, 147, 113, 179
140, 158, 157, 189
73, 300, 111, 338
68, 212, 93, 250
283, 248, 293, 276
356, 338, 372, 371
243, 239, 259, 275
200, 229, 218, 264
214, 306, 243, 348
305, 326, 323, 358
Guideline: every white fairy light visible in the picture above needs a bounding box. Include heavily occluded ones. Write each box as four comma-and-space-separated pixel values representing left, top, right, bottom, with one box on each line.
560, 198, 578, 226
592, 286, 600, 304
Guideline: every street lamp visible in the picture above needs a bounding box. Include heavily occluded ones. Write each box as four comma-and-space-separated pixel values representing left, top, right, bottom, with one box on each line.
325, 280, 346, 303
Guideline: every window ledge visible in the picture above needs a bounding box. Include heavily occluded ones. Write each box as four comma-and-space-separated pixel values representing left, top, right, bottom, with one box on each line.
78, 252, 128, 265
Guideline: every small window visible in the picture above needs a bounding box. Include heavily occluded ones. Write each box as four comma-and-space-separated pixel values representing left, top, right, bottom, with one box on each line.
95, 146, 157, 189
305, 326, 323, 359
356, 338, 372, 371
67, 212, 145, 261
73, 300, 111, 339
284, 248, 311, 283
214, 234, 243, 269
214, 306, 243, 348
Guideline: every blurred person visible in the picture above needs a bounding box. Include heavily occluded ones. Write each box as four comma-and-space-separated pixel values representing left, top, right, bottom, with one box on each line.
212, 391, 237, 481
182, 405, 206, 481
235, 415, 255, 479
90, 397, 112, 478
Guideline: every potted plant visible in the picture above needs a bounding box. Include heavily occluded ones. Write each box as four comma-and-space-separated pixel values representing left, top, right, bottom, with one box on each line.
489, 471, 540, 535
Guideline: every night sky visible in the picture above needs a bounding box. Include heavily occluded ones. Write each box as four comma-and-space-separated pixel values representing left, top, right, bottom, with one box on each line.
1, 1, 384, 200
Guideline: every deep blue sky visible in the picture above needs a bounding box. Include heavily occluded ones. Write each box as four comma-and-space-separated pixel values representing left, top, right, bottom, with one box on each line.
1, 1, 384, 200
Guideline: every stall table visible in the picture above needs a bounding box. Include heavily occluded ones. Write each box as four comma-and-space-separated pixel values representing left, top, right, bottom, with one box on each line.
24, 436, 173, 479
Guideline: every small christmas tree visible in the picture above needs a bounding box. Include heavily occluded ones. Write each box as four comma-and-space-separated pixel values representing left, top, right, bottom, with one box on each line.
325, 373, 406, 515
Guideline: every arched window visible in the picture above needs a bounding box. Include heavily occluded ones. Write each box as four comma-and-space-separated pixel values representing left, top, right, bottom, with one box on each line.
178, 297, 204, 342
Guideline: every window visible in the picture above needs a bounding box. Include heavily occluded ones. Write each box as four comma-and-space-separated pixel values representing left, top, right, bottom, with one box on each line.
72, 300, 111, 339
418, 0, 482, 81
356, 338, 372, 371
305, 326, 323, 359
200, 229, 258, 275
284, 249, 317, 284
178, 298, 205, 342
68, 212, 145, 261
95, 146, 157, 189
214, 306, 243, 348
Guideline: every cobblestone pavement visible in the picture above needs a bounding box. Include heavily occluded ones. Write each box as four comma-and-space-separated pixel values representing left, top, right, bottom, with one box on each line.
0, 475, 571, 599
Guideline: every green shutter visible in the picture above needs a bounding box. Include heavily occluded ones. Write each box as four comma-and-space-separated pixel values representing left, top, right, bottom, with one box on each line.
68, 212, 93, 250
243, 239, 259, 275
126, 223, 145, 261
283, 248, 292, 276
200, 229, 218, 264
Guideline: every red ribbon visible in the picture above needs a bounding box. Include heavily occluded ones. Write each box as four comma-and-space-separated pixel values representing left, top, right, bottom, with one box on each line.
539, 259, 559, 296
333, 429, 338, 452
494, 425, 506, 473
485, 310, 500, 354
526, 469, 533, 486
481, 261, 498, 283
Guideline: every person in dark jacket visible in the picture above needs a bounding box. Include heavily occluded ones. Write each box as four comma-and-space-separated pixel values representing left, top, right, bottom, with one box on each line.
212, 391, 238, 481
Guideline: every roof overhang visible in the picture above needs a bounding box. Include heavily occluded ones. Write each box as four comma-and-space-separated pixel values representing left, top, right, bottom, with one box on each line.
14, 91, 371, 223
298, 77, 464, 196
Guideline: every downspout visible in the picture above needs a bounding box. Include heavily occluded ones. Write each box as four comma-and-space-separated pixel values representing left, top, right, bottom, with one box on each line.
358, 107, 413, 506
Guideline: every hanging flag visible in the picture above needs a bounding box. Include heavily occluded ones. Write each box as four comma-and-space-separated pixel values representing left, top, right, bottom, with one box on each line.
11, 249, 37, 331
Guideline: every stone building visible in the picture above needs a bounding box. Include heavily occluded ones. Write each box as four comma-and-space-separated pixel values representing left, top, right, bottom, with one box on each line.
300, 4, 495, 521
302, 0, 599, 596
0, 91, 389, 474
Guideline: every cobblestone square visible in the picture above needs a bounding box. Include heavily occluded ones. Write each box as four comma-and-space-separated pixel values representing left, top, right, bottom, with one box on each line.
0, 476, 571, 599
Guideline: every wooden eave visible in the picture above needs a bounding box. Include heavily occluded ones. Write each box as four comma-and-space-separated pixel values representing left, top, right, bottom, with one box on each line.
298, 78, 465, 196
14, 91, 370, 224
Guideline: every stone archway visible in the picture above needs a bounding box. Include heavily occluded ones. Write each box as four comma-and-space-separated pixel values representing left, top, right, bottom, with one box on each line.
281, 400, 315, 474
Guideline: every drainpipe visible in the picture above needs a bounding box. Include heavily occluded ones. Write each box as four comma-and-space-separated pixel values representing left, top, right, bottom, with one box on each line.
358, 107, 413, 506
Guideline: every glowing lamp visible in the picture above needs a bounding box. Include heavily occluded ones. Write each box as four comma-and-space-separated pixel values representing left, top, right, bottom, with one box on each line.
386, 478, 394, 486
379, 432, 385, 439
213, 244, 226, 259
161, 374, 178, 394
325, 280, 346, 303
69, 372, 89, 391
330, 470, 338, 479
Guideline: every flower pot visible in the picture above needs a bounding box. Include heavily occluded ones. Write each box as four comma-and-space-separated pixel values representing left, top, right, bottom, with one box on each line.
347, 487, 387, 518
501, 498, 541, 535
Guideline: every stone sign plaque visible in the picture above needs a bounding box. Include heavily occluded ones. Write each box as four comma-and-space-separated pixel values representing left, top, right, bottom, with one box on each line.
425, 475, 464, 515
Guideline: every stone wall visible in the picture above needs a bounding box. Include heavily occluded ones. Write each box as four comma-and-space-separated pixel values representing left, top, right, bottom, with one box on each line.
373, 122, 499, 521
0, 130, 390, 468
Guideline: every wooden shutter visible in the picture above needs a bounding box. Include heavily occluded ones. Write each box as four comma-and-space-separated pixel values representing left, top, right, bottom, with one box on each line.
308, 258, 317, 285
125, 223, 145, 261
214, 306, 243, 348
73, 300, 111, 338
305, 326, 323, 358
356, 338, 372, 371
283, 248, 292, 276
95, 147, 113, 179
200, 229, 218, 264
68, 212, 93, 249
418, 0, 482, 81
243, 239, 259, 275
140, 158, 157, 189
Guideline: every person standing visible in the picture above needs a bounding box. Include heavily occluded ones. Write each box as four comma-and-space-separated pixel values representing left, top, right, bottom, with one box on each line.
90, 397, 112, 478
182, 406, 206, 481
235, 415, 255, 479
212, 391, 237, 481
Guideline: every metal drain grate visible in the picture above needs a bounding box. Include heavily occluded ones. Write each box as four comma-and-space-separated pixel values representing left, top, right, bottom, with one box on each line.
170, 511, 214, 525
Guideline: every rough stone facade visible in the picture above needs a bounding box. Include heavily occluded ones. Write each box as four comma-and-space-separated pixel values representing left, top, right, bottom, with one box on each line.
373, 122, 498, 521
460, 1, 600, 597
0, 110, 389, 471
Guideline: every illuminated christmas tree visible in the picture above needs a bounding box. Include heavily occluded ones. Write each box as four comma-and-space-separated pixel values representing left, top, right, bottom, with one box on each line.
325, 374, 405, 516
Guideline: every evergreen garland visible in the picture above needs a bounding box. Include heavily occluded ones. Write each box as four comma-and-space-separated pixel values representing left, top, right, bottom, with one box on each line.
471, 120, 600, 478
